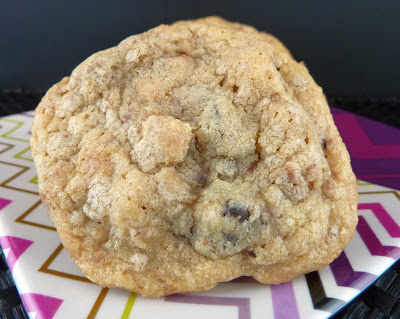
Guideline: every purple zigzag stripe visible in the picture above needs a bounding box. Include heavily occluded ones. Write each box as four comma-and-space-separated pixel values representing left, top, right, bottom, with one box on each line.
351, 158, 400, 190
330, 107, 346, 115
351, 158, 400, 175
357, 216, 400, 259
20, 112, 35, 118
165, 294, 250, 319
358, 116, 400, 145
330, 251, 377, 290
358, 203, 400, 237
271, 281, 300, 319
230, 276, 258, 283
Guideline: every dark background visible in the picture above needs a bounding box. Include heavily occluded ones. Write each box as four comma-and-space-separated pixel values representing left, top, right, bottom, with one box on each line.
1, 0, 400, 97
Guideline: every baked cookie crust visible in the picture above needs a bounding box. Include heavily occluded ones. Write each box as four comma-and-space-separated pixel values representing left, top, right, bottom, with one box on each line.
31, 17, 358, 297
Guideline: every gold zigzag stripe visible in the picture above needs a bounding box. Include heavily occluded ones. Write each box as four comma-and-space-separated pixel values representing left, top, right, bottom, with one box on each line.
15, 199, 56, 231
38, 244, 110, 318
14, 146, 33, 162
87, 287, 109, 319
38, 243, 92, 283
0, 118, 30, 143
121, 292, 138, 319
29, 176, 38, 184
0, 160, 38, 195
357, 180, 373, 186
359, 190, 400, 200
0, 119, 33, 161
0, 142, 14, 155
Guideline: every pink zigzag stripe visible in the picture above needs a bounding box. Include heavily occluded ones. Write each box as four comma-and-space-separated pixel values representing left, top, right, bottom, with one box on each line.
20, 293, 63, 319
357, 216, 400, 259
0, 236, 33, 273
334, 113, 400, 159
271, 281, 300, 319
0, 198, 12, 211
358, 203, 400, 238
165, 294, 250, 319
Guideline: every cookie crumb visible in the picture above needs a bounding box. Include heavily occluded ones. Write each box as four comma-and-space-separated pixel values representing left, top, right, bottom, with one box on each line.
129, 253, 148, 271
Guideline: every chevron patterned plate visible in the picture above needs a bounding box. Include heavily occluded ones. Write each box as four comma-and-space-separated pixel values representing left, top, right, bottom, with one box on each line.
0, 109, 399, 319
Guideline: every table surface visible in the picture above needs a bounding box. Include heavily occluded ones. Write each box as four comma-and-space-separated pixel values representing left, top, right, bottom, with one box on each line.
0, 89, 399, 319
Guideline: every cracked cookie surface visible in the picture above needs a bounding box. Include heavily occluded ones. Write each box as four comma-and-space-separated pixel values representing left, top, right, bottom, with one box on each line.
31, 17, 358, 297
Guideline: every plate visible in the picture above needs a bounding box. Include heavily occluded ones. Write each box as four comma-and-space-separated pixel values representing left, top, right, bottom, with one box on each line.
0, 109, 399, 319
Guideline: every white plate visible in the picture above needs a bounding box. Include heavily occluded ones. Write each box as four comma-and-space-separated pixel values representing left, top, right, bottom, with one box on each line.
1, 111, 399, 319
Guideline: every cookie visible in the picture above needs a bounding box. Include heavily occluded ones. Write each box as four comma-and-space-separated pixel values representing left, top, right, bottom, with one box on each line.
31, 17, 358, 297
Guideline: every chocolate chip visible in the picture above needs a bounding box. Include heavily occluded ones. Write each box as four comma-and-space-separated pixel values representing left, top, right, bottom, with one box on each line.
224, 201, 249, 223
260, 220, 268, 227
225, 233, 238, 244
322, 139, 328, 149
198, 174, 207, 185
248, 250, 256, 258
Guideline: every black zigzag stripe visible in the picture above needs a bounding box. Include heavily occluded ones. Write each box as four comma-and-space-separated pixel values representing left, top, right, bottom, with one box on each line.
305, 271, 346, 313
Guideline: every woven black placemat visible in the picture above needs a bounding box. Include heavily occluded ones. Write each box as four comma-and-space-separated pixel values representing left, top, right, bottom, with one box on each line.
0, 89, 399, 319
0, 89, 44, 118
328, 96, 400, 129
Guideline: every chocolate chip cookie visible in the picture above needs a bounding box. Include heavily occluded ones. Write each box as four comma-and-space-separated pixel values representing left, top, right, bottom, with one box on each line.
31, 17, 358, 297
